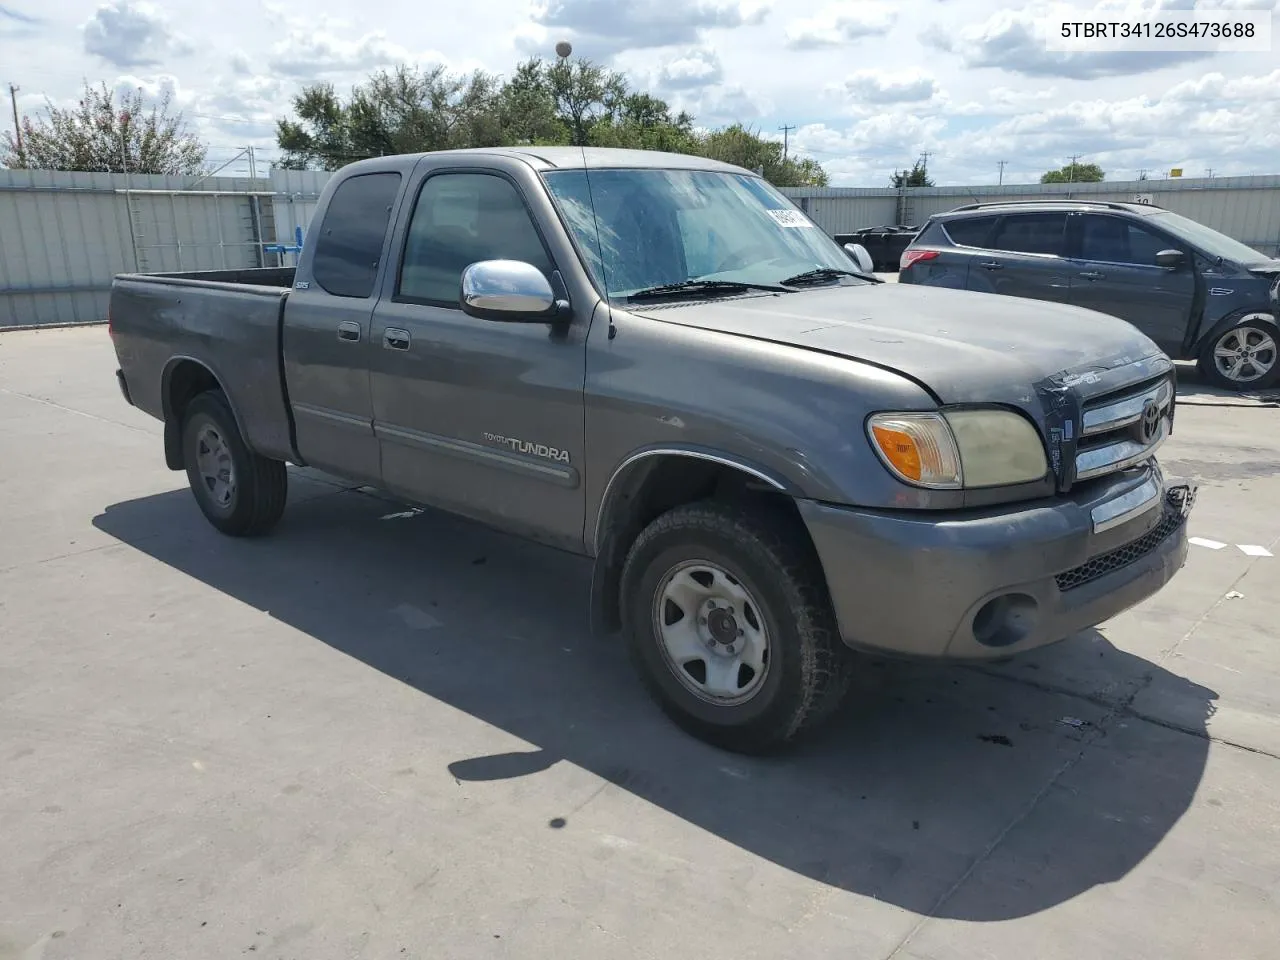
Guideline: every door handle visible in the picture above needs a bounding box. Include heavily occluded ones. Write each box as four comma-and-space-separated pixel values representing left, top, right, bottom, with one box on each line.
383, 327, 411, 351
337, 321, 361, 342
1079, 271, 1105, 281
979, 261, 1003, 270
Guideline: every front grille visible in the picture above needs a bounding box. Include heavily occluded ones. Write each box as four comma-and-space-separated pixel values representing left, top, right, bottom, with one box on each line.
1073, 374, 1174, 483
1055, 486, 1193, 592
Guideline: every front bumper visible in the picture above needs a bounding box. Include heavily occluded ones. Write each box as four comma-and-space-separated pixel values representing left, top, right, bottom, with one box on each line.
798, 465, 1195, 660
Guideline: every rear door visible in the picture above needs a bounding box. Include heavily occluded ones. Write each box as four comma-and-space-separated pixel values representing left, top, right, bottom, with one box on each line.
368, 157, 590, 550
966, 212, 1072, 304
283, 169, 406, 483
1066, 212, 1196, 354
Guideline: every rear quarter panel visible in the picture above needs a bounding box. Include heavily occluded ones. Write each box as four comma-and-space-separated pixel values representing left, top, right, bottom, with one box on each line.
110, 275, 295, 461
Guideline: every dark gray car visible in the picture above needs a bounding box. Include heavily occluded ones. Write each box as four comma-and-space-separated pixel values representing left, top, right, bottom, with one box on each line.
899, 200, 1280, 392
108, 148, 1195, 754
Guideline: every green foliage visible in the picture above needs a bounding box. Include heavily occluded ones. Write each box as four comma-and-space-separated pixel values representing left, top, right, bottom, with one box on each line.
275, 55, 829, 187
1041, 161, 1105, 183
1, 80, 206, 174
890, 158, 933, 188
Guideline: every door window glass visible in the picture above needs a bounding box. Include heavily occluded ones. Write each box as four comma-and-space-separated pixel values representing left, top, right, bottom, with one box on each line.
1079, 216, 1173, 265
989, 213, 1067, 256
398, 173, 552, 304
942, 216, 998, 247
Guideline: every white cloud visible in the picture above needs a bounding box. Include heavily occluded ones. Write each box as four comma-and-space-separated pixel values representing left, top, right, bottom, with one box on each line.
839, 70, 939, 105
525, 0, 770, 58
785, 1, 896, 49
658, 48, 725, 89
83, 0, 193, 67
266, 27, 452, 77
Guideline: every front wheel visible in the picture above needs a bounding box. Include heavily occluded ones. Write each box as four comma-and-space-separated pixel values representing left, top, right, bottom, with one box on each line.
619, 500, 855, 754
181, 390, 288, 536
1197, 318, 1279, 391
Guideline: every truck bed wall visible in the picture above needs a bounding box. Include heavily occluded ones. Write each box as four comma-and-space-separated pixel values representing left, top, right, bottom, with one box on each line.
111, 274, 297, 463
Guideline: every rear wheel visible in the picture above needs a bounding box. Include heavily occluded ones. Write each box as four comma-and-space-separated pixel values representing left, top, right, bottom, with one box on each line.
619, 499, 855, 754
1197, 318, 1279, 391
181, 390, 288, 536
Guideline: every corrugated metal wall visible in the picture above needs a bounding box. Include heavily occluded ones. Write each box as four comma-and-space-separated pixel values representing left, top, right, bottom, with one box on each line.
782, 175, 1280, 257
0, 169, 325, 329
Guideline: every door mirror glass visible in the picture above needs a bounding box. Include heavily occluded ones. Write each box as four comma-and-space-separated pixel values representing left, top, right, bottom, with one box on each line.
1155, 248, 1186, 270
844, 243, 875, 273
460, 260, 560, 322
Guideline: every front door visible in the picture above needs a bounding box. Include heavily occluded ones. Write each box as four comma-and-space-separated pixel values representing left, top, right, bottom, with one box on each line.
369, 165, 589, 550
966, 212, 1072, 304
1067, 213, 1196, 355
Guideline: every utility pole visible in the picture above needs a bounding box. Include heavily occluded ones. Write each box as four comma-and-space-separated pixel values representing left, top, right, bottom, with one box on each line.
1067, 154, 1081, 182
997, 160, 1007, 185
8, 83, 22, 161
778, 124, 795, 162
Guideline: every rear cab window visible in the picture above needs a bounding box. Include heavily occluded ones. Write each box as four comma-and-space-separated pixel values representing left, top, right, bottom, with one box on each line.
311, 172, 403, 298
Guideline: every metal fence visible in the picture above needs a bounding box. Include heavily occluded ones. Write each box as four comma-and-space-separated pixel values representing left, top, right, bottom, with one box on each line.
781, 174, 1280, 258
0, 168, 327, 329
3, 166, 1277, 329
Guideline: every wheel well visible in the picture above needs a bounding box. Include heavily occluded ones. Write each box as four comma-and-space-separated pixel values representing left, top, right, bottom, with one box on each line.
589, 455, 811, 638
162, 360, 222, 470
1195, 309, 1279, 358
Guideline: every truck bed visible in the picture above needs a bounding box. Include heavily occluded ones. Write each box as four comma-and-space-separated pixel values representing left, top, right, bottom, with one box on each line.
111, 269, 298, 465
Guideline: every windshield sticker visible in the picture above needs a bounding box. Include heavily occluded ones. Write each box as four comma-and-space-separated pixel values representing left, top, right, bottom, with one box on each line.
767, 209, 813, 228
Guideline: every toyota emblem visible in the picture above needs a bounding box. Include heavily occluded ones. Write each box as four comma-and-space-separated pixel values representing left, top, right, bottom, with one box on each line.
1139, 398, 1161, 443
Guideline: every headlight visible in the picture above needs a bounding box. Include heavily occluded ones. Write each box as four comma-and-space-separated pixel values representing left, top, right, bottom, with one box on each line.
867, 409, 1047, 489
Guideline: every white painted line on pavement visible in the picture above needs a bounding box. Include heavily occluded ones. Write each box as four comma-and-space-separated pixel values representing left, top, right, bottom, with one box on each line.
1237, 544, 1274, 558
1189, 537, 1227, 550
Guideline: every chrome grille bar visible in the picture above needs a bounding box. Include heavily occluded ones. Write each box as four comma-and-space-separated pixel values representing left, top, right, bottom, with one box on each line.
1081, 377, 1174, 436
1075, 418, 1169, 481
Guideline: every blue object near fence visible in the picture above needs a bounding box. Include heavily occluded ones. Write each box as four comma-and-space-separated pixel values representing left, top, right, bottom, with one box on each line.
263, 226, 306, 262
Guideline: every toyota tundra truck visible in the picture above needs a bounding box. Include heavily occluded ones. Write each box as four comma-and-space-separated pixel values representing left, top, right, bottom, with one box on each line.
108, 147, 1195, 753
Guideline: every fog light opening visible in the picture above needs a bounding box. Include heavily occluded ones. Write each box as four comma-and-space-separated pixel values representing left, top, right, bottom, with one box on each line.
972, 593, 1039, 648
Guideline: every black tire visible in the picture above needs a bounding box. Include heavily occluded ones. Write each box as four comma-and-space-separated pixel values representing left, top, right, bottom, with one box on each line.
619, 499, 855, 754
1196, 317, 1280, 392
181, 390, 288, 537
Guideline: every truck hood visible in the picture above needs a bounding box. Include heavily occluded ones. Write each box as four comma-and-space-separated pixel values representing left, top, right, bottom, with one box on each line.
629, 282, 1168, 407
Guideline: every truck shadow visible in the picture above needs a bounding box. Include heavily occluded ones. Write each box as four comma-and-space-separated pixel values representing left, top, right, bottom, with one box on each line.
93, 478, 1216, 923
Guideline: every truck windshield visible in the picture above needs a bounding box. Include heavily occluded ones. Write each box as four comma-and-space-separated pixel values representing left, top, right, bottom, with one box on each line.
541, 168, 867, 299
1146, 210, 1272, 266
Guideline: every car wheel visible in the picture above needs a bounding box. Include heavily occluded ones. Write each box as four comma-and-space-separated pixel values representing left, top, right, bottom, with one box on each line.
1197, 317, 1280, 392
619, 499, 855, 754
181, 390, 288, 536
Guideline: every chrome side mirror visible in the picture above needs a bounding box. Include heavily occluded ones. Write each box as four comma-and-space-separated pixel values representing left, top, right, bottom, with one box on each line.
1155, 249, 1186, 270
460, 260, 565, 322
843, 242, 875, 273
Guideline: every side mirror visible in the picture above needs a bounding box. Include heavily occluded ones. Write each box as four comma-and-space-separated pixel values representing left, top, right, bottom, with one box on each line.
843, 242, 875, 273
1155, 249, 1186, 270
460, 259, 566, 322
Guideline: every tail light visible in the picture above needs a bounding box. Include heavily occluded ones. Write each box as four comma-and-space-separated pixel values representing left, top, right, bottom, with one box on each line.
901, 249, 940, 271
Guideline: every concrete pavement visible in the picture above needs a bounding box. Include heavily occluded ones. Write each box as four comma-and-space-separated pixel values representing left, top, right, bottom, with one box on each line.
1, 325, 1278, 960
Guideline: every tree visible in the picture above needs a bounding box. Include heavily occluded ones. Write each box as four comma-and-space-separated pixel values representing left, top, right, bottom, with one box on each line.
1041, 161, 1104, 183
274, 55, 830, 188
2, 80, 206, 174
890, 158, 933, 188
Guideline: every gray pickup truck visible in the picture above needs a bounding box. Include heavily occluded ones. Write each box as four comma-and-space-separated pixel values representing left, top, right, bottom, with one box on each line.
109, 147, 1195, 753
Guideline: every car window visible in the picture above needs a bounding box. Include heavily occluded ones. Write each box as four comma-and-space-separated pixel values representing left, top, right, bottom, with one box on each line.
989, 213, 1067, 256
311, 172, 402, 299
942, 216, 998, 247
398, 172, 553, 305
1079, 215, 1174, 266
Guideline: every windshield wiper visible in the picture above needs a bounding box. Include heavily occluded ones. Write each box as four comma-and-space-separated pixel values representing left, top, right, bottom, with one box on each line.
626, 279, 791, 301
780, 267, 875, 286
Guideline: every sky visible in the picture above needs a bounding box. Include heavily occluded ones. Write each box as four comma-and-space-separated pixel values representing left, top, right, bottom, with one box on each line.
1, 0, 1278, 186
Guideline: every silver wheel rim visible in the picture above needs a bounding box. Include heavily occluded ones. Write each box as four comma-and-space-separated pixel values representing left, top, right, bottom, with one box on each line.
652, 560, 770, 706
195, 423, 236, 509
1213, 325, 1277, 384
